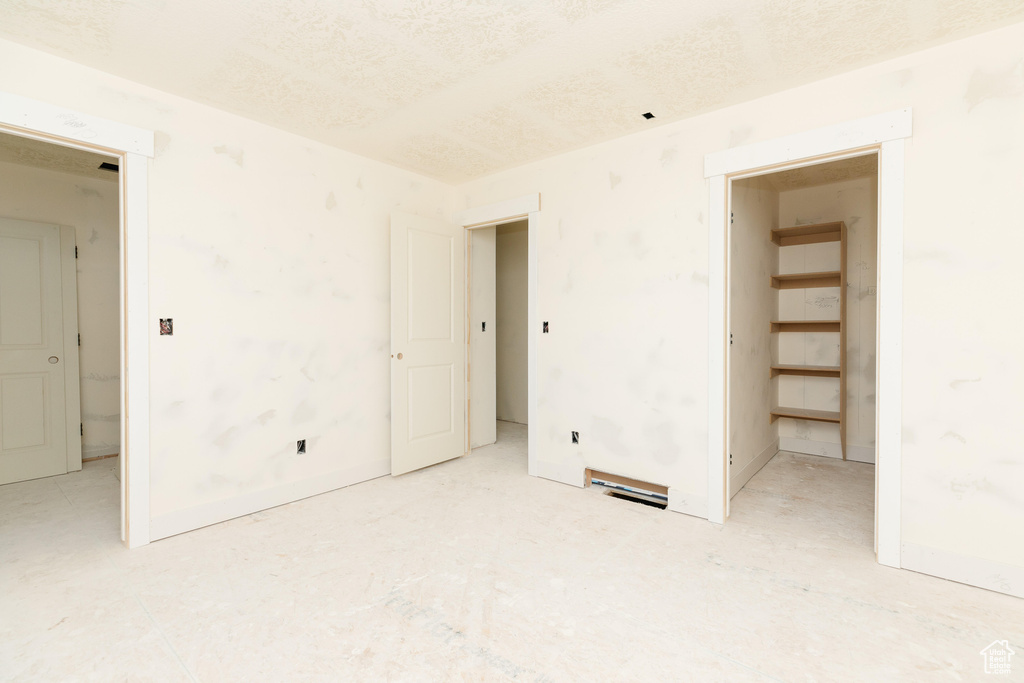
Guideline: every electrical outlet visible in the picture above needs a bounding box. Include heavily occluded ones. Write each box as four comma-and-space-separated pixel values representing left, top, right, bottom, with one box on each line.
571, 431, 579, 444
297, 439, 306, 455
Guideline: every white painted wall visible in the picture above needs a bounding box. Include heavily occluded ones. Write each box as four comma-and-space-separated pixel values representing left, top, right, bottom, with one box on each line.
496, 221, 528, 425
0, 160, 119, 459
4, 19, 1024, 594
469, 226, 496, 448
777, 176, 878, 463
0, 38, 456, 539
728, 177, 779, 495
458, 23, 1024, 590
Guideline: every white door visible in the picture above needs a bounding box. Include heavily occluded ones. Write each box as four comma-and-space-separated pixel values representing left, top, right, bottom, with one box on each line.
468, 227, 496, 448
0, 218, 80, 485
391, 211, 466, 475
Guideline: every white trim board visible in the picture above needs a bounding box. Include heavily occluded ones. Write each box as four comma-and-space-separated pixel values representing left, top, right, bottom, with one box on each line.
150, 460, 390, 541
0, 92, 154, 548
456, 194, 540, 481
704, 108, 911, 178
730, 440, 779, 498
902, 543, 1024, 599
705, 109, 910, 571
778, 438, 875, 464
668, 489, 708, 520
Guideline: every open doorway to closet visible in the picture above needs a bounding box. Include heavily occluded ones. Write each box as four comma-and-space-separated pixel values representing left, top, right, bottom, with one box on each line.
727, 154, 879, 549
467, 220, 529, 459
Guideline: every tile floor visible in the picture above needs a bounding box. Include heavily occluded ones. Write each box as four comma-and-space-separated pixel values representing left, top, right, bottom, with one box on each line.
2, 422, 1022, 681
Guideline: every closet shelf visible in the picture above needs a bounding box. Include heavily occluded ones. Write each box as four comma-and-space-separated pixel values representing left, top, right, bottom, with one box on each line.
771, 271, 841, 289
771, 320, 840, 333
770, 364, 841, 378
770, 406, 841, 424
771, 222, 843, 246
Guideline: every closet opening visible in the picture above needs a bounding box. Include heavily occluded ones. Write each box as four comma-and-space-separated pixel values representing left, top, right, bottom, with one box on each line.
726, 154, 879, 548
466, 219, 529, 461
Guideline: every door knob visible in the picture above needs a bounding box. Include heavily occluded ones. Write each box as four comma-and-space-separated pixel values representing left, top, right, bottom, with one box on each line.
396, 353, 403, 360
48, 356, 59, 364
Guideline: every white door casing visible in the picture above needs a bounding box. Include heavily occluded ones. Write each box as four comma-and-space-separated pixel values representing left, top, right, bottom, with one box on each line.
390, 211, 466, 475
705, 109, 910, 568
0, 218, 81, 484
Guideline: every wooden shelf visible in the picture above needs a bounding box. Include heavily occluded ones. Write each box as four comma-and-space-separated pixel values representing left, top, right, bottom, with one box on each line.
771, 320, 840, 333
770, 364, 841, 378
771, 222, 843, 247
770, 406, 841, 424
771, 271, 841, 289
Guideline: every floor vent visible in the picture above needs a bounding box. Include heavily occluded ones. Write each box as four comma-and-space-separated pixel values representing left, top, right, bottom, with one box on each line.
606, 490, 668, 509
585, 468, 669, 510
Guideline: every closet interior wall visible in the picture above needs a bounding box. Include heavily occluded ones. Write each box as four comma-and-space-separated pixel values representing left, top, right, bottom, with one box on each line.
777, 175, 878, 464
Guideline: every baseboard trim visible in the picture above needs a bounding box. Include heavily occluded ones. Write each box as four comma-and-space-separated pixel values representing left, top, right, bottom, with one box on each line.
901, 542, 1024, 599
730, 439, 778, 499
668, 488, 708, 519
778, 437, 875, 463
149, 458, 391, 541
533, 460, 585, 487
82, 452, 119, 463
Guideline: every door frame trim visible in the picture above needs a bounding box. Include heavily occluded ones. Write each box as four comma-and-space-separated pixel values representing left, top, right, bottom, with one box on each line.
0, 92, 154, 548
704, 109, 910, 568
456, 194, 539, 475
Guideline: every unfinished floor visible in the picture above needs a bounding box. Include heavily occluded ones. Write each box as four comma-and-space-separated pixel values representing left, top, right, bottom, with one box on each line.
2, 421, 1021, 680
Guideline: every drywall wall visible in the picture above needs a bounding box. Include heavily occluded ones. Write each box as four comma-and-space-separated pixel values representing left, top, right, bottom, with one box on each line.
728, 176, 778, 495
469, 226, 496, 448
496, 221, 528, 425
777, 176, 878, 463
0, 160, 119, 460
0, 38, 455, 539
457, 22, 1024, 592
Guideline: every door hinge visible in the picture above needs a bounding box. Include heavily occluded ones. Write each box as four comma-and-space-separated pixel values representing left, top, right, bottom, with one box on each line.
78, 333, 81, 346
80, 423, 84, 436
729, 453, 733, 465
729, 333, 733, 345
75, 246, 78, 259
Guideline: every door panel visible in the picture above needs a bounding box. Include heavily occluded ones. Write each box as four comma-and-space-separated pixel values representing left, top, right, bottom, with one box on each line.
469, 227, 496, 448
0, 219, 68, 484
391, 211, 465, 476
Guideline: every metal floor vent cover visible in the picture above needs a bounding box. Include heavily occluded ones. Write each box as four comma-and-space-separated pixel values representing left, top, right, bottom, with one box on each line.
603, 489, 668, 509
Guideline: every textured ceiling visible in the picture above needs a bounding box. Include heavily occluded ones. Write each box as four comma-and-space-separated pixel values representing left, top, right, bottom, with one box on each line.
765, 155, 878, 192
2, 0, 1023, 183
0, 130, 118, 181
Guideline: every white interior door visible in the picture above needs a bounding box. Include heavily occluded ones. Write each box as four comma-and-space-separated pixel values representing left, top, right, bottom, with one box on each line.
0, 218, 76, 485
391, 211, 466, 475
469, 227, 496, 448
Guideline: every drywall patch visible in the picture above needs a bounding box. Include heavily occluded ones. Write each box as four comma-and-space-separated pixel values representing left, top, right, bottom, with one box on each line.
609, 172, 621, 189
325, 191, 337, 210
949, 376, 981, 389
965, 59, 1024, 111
213, 144, 244, 166
941, 431, 967, 445
256, 409, 276, 426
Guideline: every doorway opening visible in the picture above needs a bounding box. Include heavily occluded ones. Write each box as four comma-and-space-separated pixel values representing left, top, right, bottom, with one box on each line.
0, 93, 154, 547
0, 129, 122, 523
705, 109, 910, 567
726, 154, 879, 550
467, 219, 529, 459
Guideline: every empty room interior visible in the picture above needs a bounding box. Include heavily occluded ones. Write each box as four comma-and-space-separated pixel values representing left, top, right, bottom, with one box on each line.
1, 1, 1023, 680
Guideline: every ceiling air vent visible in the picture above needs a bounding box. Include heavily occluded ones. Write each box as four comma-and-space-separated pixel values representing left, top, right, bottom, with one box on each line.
642, 112, 655, 120
98, 162, 119, 172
